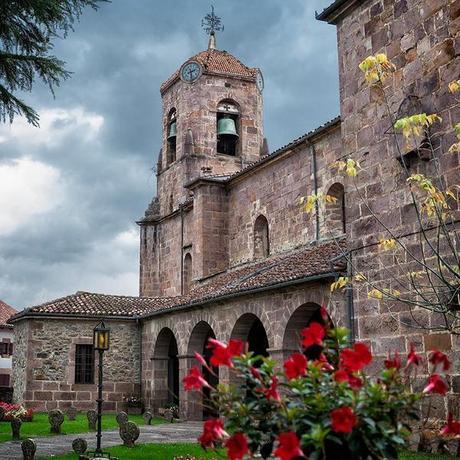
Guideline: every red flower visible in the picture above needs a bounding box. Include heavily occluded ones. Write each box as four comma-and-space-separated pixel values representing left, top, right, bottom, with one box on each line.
314, 353, 334, 371
407, 343, 422, 367
250, 366, 261, 380
331, 406, 357, 433
194, 351, 208, 368
334, 370, 349, 383
301, 322, 326, 348
207, 338, 245, 367
334, 370, 362, 390
423, 374, 449, 395
340, 342, 372, 372
384, 352, 401, 370
284, 352, 307, 380
320, 304, 329, 322
441, 413, 460, 436
198, 418, 228, 448
225, 432, 249, 460
274, 432, 304, 460
429, 350, 450, 371
183, 366, 210, 391
261, 376, 281, 402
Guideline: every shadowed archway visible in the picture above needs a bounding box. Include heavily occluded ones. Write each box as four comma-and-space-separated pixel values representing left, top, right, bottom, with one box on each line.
153, 328, 179, 412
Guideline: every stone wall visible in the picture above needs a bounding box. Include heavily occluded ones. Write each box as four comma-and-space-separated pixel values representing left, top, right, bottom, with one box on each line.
13, 318, 140, 412
331, 0, 460, 419
141, 282, 347, 420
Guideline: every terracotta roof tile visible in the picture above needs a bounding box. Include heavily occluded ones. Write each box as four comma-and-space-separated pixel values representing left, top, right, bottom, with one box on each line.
9, 240, 346, 322
0, 300, 17, 328
161, 49, 257, 94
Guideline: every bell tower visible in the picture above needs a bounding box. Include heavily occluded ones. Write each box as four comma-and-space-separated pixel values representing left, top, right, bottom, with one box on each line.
139, 8, 265, 297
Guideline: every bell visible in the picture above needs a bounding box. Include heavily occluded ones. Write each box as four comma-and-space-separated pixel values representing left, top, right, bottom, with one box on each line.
167, 120, 177, 139
217, 116, 239, 137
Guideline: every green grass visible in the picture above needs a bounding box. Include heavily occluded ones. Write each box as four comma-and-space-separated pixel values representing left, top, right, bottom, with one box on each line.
41, 443, 224, 460
0, 412, 164, 443
40, 444, 454, 460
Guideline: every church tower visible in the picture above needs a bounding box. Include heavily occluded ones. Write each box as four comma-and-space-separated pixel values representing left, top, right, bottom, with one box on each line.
139, 9, 265, 297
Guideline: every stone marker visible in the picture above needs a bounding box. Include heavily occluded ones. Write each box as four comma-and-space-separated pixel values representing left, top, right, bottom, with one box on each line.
0, 406, 5, 421
48, 409, 64, 434
67, 406, 77, 421
119, 421, 140, 447
143, 410, 153, 425
72, 437, 88, 455
11, 417, 22, 441
116, 411, 128, 427
21, 438, 36, 460
87, 409, 97, 431
164, 408, 174, 423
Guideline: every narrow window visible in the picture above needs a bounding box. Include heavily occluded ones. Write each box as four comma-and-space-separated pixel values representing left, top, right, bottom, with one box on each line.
167, 109, 177, 165
217, 100, 239, 156
325, 183, 346, 236
75, 344, 94, 384
254, 215, 270, 259
0, 375, 10, 386
183, 253, 193, 294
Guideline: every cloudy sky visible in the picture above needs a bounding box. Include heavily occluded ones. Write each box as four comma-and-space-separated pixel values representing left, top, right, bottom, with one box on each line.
0, 0, 339, 309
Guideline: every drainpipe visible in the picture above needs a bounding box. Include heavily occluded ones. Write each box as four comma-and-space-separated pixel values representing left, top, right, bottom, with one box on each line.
180, 204, 184, 294
136, 317, 143, 401
307, 141, 320, 241
346, 252, 355, 342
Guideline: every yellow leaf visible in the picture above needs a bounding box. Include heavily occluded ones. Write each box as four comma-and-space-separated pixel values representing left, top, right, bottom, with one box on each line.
354, 273, 367, 282
368, 288, 383, 300
324, 194, 338, 204
330, 276, 349, 292
378, 238, 397, 251
346, 159, 359, 177
448, 80, 460, 94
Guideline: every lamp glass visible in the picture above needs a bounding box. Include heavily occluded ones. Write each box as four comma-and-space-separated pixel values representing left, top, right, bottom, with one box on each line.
93, 321, 110, 351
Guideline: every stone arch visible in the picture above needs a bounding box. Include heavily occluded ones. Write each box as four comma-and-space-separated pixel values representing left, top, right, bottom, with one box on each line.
324, 182, 345, 237
231, 313, 269, 357
166, 107, 177, 164
186, 321, 218, 420
216, 98, 240, 156
282, 302, 326, 359
253, 215, 270, 259
152, 327, 179, 412
183, 253, 193, 295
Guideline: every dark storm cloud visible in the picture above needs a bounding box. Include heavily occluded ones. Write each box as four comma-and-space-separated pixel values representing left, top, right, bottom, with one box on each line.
0, 0, 338, 309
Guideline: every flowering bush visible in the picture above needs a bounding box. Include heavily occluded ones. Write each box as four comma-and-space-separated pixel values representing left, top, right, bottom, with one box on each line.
184, 317, 457, 460
0, 402, 33, 421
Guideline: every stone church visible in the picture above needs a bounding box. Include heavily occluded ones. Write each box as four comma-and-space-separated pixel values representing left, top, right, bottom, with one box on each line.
9, 0, 460, 421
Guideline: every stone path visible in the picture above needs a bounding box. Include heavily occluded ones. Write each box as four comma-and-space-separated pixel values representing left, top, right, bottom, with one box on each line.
0, 421, 203, 459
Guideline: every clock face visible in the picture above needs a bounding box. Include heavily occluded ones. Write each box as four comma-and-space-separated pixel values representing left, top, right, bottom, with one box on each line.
256, 69, 264, 93
180, 61, 202, 83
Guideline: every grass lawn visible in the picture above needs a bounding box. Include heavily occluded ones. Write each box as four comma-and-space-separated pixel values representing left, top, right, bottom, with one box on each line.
0, 412, 164, 443
40, 443, 454, 460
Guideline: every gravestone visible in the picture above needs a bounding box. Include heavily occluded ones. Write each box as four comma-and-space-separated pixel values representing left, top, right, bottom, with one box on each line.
11, 417, 22, 441
72, 437, 88, 456
67, 406, 77, 421
0, 406, 5, 421
119, 421, 140, 447
87, 409, 97, 431
116, 411, 128, 427
143, 410, 153, 425
21, 438, 36, 460
48, 409, 64, 434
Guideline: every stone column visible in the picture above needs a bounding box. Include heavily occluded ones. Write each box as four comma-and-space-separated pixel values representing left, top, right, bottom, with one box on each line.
178, 355, 198, 420
150, 357, 168, 415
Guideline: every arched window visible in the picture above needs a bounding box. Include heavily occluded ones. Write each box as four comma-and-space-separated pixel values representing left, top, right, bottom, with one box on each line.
183, 253, 192, 295
325, 183, 345, 236
167, 108, 177, 165
216, 100, 239, 156
254, 215, 269, 259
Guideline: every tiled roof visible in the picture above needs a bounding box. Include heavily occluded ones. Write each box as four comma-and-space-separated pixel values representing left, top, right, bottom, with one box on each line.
0, 300, 17, 328
161, 49, 257, 94
9, 240, 346, 322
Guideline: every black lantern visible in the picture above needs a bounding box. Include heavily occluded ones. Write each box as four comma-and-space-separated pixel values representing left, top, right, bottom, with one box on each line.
93, 321, 110, 351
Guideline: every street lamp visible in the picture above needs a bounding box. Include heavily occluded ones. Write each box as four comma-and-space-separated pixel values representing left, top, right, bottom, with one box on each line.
93, 321, 110, 456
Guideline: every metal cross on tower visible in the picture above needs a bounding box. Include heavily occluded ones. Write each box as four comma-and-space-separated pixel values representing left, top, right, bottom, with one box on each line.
202, 5, 224, 38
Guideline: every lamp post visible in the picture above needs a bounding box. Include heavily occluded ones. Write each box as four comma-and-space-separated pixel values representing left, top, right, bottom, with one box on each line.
93, 321, 110, 456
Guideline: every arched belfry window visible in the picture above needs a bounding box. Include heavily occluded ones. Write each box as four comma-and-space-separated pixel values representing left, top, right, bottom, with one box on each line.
254, 215, 269, 259
217, 100, 239, 156
183, 253, 192, 294
167, 108, 177, 165
325, 183, 346, 236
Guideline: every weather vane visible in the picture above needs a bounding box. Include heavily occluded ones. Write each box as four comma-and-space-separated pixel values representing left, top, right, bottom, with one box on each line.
201, 5, 224, 36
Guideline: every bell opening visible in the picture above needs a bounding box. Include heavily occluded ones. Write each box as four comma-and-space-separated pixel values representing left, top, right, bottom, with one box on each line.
217, 113, 239, 156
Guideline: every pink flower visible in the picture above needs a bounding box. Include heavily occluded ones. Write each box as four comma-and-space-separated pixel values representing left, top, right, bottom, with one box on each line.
441, 413, 460, 436
274, 432, 304, 460
407, 343, 422, 367
331, 406, 357, 433
194, 351, 208, 368
340, 342, 372, 372
314, 353, 334, 371
284, 352, 307, 380
225, 432, 249, 460
198, 418, 228, 448
423, 374, 448, 395
261, 376, 281, 402
429, 350, 450, 371
183, 366, 210, 391
207, 338, 245, 367
384, 351, 401, 370
301, 322, 326, 348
